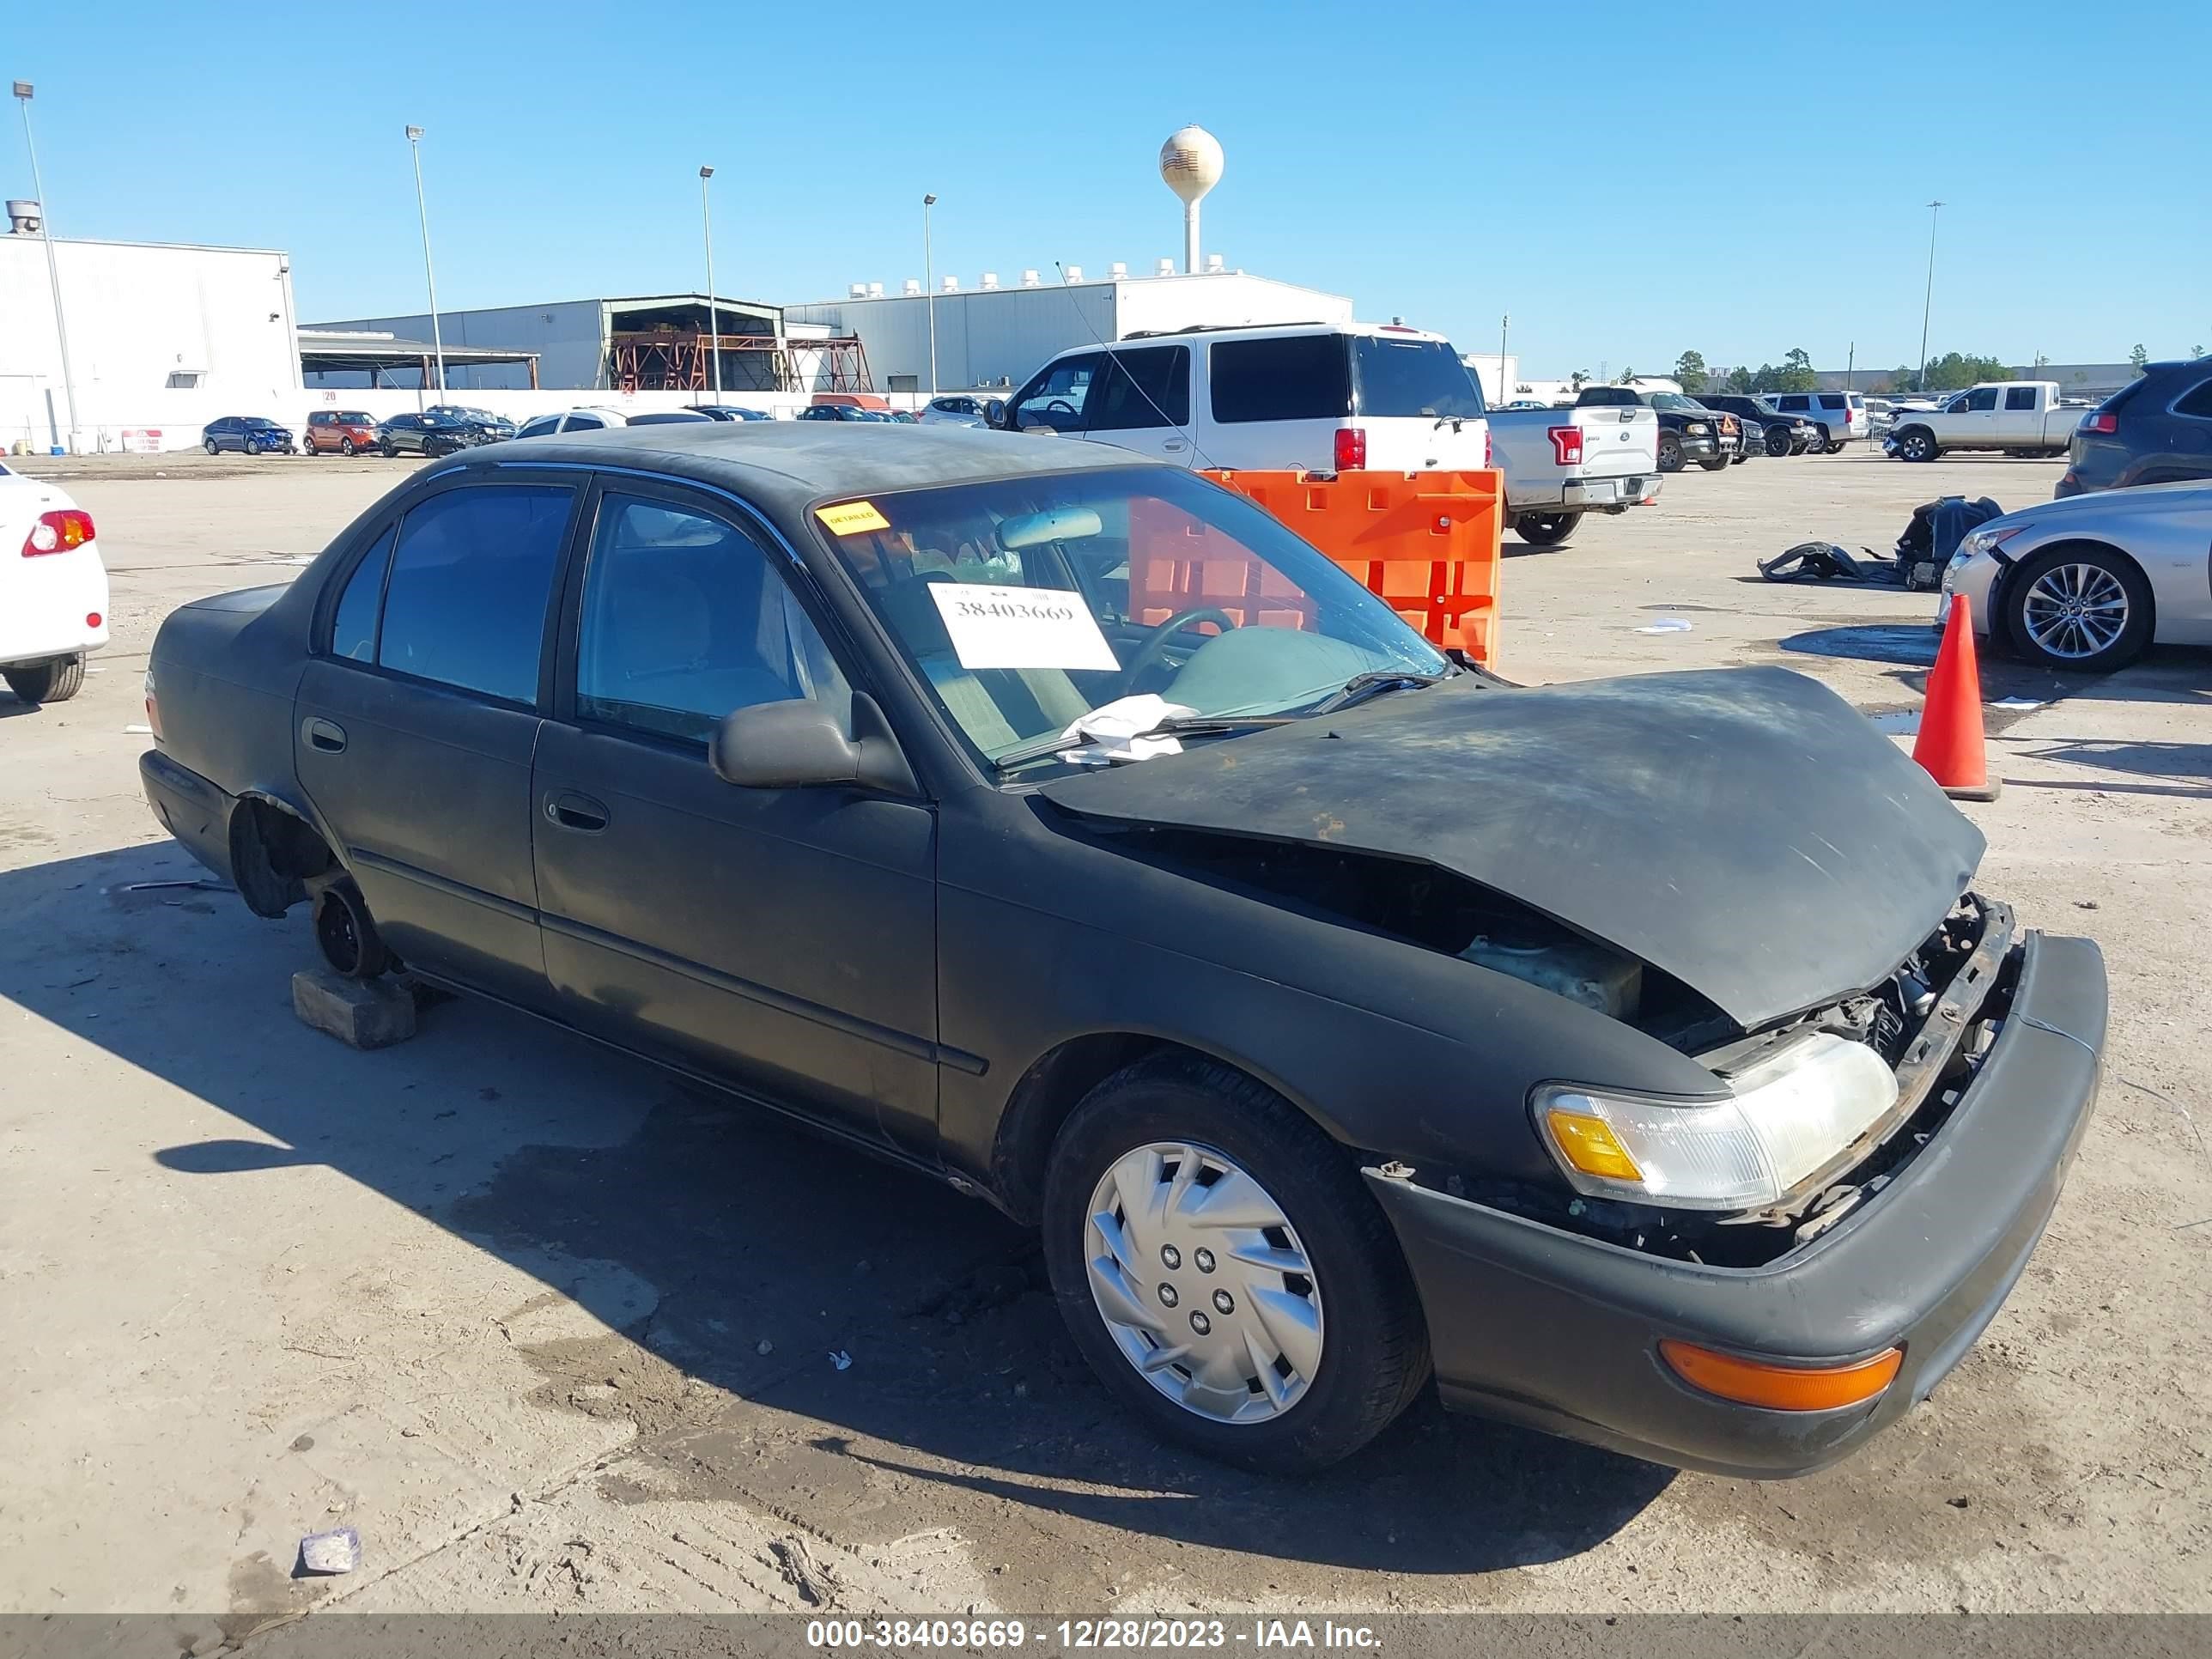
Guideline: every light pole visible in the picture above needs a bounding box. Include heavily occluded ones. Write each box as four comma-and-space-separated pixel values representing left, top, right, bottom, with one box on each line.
922, 193, 939, 400
1916, 199, 1943, 395
700, 166, 720, 404
1498, 313, 1509, 404
15, 82, 82, 454
404, 125, 447, 397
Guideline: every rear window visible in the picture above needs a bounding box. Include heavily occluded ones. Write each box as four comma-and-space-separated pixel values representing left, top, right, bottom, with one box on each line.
2173, 376, 2212, 419
1577, 386, 1638, 406
1352, 337, 1485, 420
1816, 394, 1844, 410
1209, 335, 1351, 424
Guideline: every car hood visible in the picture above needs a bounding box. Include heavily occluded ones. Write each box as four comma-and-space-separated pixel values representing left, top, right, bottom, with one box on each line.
1042, 667, 1984, 1030
1996, 477, 2209, 530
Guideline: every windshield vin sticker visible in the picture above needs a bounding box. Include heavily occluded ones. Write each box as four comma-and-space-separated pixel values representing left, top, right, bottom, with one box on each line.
815, 500, 892, 536
927, 584, 1120, 672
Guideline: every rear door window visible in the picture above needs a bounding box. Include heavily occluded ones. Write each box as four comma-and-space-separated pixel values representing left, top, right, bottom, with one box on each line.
1816, 394, 1845, 411
374, 484, 576, 703
1775, 395, 1809, 412
1354, 337, 1484, 420
2004, 386, 2039, 410
1086, 345, 1191, 431
1209, 335, 1351, 424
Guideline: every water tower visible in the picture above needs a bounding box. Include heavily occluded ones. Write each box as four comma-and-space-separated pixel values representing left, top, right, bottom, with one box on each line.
1158, 125, 1223, 275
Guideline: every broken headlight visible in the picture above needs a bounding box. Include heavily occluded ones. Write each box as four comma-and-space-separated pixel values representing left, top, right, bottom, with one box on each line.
1533, 1033, 1899, 1211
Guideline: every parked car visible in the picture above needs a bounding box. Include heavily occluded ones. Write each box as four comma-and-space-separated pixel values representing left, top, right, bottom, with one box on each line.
919, 395, 991, 428
1940, 479, 2212, 672
1575, 386, 1738, 472
304, 410, 381, 457
1697, 394, 1818, 458
137, 424, 2106, 1477
0, 462, 106, 704
625, 411, 716, 427
2055, 359, 2212, 498
797, 404, 889, 422
1488, 403, 1663, 544
426, 405, 517, 441
687, 405, 775, 422
378, 412, 495, 458
201, 416, 295, 456
514, 408, 630, 440
1887, 382, 2084, 462
1764, 391, 1866, 452
992, 321, 1491, 476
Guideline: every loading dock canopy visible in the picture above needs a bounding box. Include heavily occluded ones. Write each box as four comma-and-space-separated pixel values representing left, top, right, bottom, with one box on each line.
298, 329, 541, 387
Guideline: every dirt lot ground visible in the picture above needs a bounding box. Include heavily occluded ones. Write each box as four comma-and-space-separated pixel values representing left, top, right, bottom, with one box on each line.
2, 446, 2206, 1642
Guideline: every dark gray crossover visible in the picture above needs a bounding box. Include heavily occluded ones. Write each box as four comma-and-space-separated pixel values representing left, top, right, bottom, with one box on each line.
139, 423, 2107, 1475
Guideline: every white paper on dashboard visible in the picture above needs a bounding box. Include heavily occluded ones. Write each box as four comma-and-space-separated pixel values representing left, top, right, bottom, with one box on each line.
927, 584, 1120, 672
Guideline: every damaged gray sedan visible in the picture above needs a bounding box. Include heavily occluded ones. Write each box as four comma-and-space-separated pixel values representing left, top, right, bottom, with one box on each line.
140, 425, 2106, 1475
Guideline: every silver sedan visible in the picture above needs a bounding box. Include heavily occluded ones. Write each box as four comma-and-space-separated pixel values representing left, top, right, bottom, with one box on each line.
1941, 480, 2212, 672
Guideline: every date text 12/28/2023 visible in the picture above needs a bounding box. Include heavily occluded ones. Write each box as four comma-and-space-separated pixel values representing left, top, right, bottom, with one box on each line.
806, 1619, 1381, 1652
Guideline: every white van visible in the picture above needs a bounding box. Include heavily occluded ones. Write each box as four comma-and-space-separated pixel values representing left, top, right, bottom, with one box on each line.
994, 322, 1491, 475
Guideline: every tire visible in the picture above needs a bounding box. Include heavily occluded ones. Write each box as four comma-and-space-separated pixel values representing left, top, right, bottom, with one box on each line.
204, 438, 220, 456
340, 437, 356, 456
244, 437, 261, 456
2002, 544, 2153, 674
1656, 433, 1684, 473
1896, 427, 1939, 463
1512, 511, 1581, 548
1810, 424, 1833, 451
3, 653, 86, 705
313, 881, 391, 979
1729, 449, 1750, 465
381, 439, 398, 458
1042, 1054, 1430, 1474
1765, 427, 1792, 458
1824, 440, 1847, 454
1698, 453, 1731, 471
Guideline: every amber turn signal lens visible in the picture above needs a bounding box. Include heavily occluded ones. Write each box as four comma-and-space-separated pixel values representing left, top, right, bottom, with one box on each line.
1544, 1108, 1644, 1182
1659, 1340, 1903, 1412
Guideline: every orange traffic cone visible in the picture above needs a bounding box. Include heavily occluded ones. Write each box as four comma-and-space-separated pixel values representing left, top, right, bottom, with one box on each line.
1913, 593, 2000, 801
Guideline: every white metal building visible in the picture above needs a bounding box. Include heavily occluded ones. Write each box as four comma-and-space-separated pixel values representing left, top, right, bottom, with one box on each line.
1, 221, 301, 453
783, 266, 1354, 395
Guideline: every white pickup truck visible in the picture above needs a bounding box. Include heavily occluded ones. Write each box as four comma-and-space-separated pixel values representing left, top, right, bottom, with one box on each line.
1487, 404, 1663, 545
1887, 380, 2086, 462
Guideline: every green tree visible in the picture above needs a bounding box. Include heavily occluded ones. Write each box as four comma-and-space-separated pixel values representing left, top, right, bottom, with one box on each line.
2193, 345, 2205, 360
2032, 351, 2049, 370
1726, 365, 1756, 394
1770, 347, 1819, 393
1915, 352, 2011, 392
1570, 368, 1589, 392
1673, 350, 1710, 393
1617, 366, 1635, 384
2129, 343, 2149, 372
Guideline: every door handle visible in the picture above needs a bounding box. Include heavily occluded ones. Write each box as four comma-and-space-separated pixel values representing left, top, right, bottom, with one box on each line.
1163, 439, 1188, 452
303, 717, 347, 754
544, 790, 610, 834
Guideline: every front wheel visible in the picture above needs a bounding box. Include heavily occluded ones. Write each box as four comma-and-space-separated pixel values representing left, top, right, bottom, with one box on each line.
1656, 433, 1684, 473
1513, 511, 1581, 548
1698, 453, 1732, 471
339, 437, 356, 456
1765, 427, 1792, 458
243, 437, 261, 456
2003, 545, 2153, 673
1042, 1055, 1429, 1474
1896, 428, 1939, 463
204, 438, 220, 456
3, 653, 86, 705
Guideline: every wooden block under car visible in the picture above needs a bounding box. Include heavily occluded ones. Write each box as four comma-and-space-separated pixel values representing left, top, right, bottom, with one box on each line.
291, 967, 417, 1049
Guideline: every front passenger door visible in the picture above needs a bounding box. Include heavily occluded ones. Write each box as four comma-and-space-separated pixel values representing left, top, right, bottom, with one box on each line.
531, 485, 939, 1155
1083, 344, 1194, 465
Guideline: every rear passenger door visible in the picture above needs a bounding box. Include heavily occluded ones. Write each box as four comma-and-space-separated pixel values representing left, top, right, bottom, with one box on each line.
529, 482, 939, 1155
294, 477, 580, 1008
1998, 384, 2042, 447
1201, 334, 1352, 471
1082, 344, 1194, 465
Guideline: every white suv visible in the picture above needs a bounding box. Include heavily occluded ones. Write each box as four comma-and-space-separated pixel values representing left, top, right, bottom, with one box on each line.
1764, 391, 1867, 452
995, 322, 1491, 475
0, 463, 108, 705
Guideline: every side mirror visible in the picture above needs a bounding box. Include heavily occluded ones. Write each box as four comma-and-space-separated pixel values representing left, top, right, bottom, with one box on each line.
984, 398, 1007, 428
710, 693, 916, 796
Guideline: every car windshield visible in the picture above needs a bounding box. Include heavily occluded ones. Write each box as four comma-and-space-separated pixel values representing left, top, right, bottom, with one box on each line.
819, 467, 1449, 775
1648, 393, 1705, 412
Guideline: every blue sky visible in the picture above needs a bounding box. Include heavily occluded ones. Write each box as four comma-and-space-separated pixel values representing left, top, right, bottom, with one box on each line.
9, 2, 2206, 375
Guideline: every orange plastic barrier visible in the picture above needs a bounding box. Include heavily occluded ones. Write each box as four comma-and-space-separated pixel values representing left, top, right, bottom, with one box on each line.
1199, 469, 1505, 665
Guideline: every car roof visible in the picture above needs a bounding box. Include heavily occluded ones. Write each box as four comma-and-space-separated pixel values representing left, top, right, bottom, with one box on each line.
489, 422, 1158, 514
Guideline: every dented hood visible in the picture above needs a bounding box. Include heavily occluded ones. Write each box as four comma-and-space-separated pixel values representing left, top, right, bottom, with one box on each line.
1042, 667, 1985, 1030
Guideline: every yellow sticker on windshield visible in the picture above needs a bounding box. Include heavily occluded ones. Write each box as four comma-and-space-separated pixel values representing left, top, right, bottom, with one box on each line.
815, 500, 890, 536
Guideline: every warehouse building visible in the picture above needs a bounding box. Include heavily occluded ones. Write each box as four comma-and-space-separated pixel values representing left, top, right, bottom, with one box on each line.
1, 206, 300, 453
300, 293, 867, 395
783, 264, 1354, 395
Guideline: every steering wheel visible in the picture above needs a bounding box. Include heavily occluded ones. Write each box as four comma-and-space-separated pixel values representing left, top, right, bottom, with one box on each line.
1119, 606, 1238, 692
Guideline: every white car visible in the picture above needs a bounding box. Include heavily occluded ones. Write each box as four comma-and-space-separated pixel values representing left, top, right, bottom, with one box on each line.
0, 463, 108, 704
514, 407, 634, 439
1941, 479, 2212, 672
918, 394, 992, 428
995, 321, 1491, 476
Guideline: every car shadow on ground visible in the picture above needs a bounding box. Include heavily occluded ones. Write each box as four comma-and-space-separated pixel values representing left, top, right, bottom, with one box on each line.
2, 838, 1674, 1578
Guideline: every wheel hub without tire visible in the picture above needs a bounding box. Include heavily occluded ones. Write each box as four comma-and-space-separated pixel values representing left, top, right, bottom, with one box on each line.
2021, 563, 2127, 659
1083, 1142, 1324, 1425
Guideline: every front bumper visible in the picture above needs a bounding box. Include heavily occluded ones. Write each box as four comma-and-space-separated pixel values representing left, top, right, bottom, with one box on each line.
1675, 431, 1720, 460
1367, 930, 2106, 1478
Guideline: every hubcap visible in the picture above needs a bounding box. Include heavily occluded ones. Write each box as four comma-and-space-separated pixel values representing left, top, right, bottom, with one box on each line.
1083, 1142, 1324, 1425
2022, 563, 2128, 659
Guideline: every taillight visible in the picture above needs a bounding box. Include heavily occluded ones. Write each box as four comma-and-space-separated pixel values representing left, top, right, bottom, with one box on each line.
1333, 427, 1367, 471
143, 671, 163, 741
22, 508, 94, 557
1547, 425, 1584, 465
1483, 426, 1492, 468
2084, 413, 2118, 434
